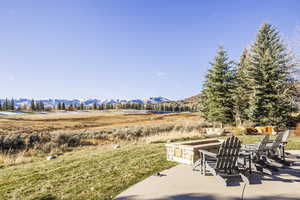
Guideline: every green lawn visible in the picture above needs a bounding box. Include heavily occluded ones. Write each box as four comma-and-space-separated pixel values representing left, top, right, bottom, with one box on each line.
0, 135, 299, 200
237, 135, 300, 150
0, 144, 176, 200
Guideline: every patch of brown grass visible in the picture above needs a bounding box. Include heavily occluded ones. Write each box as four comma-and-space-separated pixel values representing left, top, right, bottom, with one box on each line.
0, 112, 210, 156
142, 130, 204, 144
0, 151, 33, 166
0, 111, 203, 136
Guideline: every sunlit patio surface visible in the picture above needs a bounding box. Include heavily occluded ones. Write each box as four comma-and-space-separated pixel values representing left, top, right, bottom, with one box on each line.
115, 150, 300, 200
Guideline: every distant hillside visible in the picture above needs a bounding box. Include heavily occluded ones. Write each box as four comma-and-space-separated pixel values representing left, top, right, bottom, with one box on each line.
181, 93, 201, 103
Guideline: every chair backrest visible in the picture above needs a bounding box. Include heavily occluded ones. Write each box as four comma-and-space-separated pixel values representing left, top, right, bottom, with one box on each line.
281, 130, 290, 143
216, 136, 241, 173
257, 134, 270, 155
271, 131, 288, 150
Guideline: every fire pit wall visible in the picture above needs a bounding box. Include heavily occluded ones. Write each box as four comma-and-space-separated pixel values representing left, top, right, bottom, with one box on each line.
165, 139, 223, 165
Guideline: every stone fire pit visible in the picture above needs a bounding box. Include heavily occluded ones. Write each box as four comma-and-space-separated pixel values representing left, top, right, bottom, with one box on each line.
165, 139, 223, 165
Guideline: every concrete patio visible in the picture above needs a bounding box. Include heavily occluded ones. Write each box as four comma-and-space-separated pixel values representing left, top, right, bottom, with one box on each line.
115, 150, 300, 200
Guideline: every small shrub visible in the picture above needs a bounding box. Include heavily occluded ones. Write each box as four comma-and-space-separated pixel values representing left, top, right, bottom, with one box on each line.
24, 135, 40, 147
52, 132, 81, 147
67, 135, 81, 147
38, 133, 51, 143
40, 142, 53, 153
59, 143, 69, 152
53, 133, 70, 145
1, 135, 25, 153
231, 127, 246, 135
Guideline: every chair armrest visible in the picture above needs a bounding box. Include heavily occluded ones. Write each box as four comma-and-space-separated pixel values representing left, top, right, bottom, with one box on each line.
279, 142, 288, 148
239, 151, 251, 156
241, 144, 257, 151
198, 149, 217, 158
244, 144, 257, 146
242, 144, 258, 148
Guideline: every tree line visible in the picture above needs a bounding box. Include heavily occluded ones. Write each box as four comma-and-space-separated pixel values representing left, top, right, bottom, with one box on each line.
200, 23, 298, 128
0, 98, 198, 113
0, 99, 46, 112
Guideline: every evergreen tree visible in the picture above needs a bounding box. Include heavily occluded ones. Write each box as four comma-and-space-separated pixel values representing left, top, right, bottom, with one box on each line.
233, 49, 251, 126
80, 102, 84, 110
99, 104, 104, 110
36, 101, 41, 111
40, 101, 45, 111
62, 102, 66, 110
68, 104, 74, 111
201, 46, 235, 125
10, 98, 15, 110
93, 102, 97, 110
30, 99, 36, 111
57, 102, 62, 110
3, 98, 9, 111
246, 23, 297, 127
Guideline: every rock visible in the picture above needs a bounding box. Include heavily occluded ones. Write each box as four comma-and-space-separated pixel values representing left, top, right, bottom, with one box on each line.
47, 155, 56, 160
153, 172, 165, 177
155, 172, 161, 176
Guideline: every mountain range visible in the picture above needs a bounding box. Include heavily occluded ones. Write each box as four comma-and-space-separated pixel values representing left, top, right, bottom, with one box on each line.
0, 97, 172, 108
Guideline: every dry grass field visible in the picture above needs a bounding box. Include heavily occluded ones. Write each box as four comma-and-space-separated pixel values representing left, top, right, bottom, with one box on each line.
0, 111, 202, 136
0, 111, 207, 158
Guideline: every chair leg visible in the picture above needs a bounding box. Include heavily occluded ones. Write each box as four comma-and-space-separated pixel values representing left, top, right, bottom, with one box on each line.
216, 175, 227, 186
193, 159, 202, 171
240, 173, 250, 185
200, 152, 205, 175
203, 157, 207, 175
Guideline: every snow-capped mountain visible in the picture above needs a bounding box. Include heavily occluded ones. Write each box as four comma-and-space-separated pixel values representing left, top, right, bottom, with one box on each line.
0, 97, 172, 108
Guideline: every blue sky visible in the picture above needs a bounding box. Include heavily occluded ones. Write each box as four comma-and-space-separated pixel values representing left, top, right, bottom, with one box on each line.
1, 0, 300, 100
